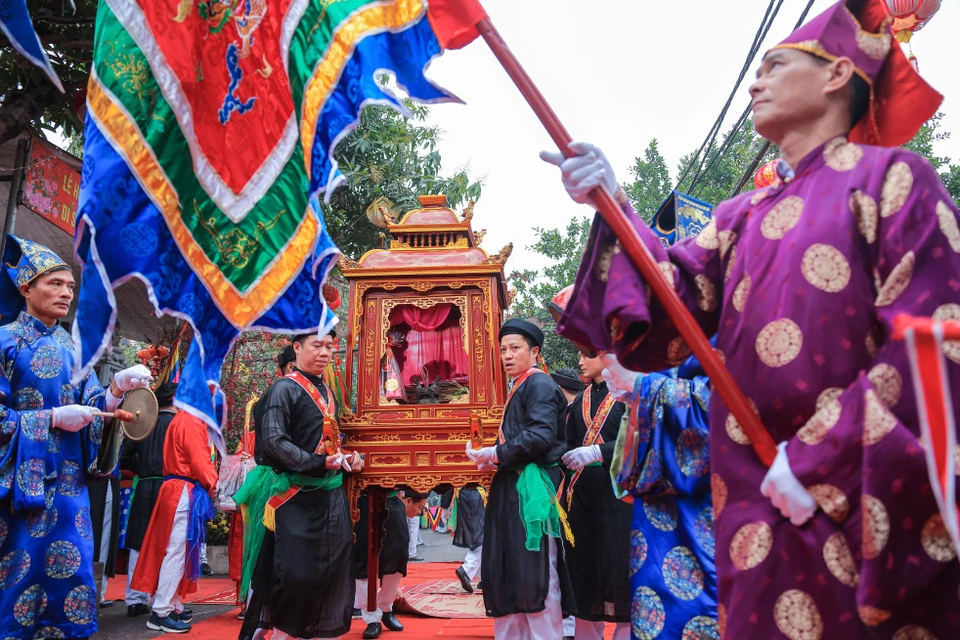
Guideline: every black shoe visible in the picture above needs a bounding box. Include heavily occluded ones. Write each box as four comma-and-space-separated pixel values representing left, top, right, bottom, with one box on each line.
146, 613, 191, 633
127, 603, 150, 617
477, 581, 483, 591
455, 566, 474, 594
352, 607, 362, 618
201, 562, 213, 576
363, 622, 382, 639
408, 556, 424, 562
382, 612, 403, 632
99, 600, 115, 609
174, 607, 193, 623
237, 610, 245, 620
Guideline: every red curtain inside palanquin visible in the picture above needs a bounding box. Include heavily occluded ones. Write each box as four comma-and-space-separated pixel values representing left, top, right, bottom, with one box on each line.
388, 303, 469, 391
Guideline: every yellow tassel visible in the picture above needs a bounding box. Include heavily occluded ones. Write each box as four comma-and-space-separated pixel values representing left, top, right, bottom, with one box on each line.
263, 504, 276, 532
553, 496, 575, 548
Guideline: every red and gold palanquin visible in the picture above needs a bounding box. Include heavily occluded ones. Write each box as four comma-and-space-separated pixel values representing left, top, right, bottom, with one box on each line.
339, 195, 514, 521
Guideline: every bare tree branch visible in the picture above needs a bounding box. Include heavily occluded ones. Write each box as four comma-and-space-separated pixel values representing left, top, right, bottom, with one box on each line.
0, 80, 85, 146
32, 16, 96, 25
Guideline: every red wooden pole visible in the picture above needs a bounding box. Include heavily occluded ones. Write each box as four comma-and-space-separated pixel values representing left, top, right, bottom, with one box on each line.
475, 17, 778, 467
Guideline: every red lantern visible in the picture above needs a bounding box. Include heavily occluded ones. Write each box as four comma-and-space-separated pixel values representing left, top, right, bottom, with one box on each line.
753, 159, 780, 190
884, 1, 941, 43
72, 88, 88, 124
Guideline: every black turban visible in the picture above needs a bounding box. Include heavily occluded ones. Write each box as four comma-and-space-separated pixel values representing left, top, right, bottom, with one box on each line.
498, 319, 544, 349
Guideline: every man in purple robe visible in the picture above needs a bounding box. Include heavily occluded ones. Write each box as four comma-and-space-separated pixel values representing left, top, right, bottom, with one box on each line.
542, 1, 959, 638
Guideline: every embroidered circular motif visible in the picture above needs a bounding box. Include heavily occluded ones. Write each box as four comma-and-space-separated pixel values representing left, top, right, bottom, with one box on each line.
59, 384, 75, 406
724, 246, 738, 284
0, 550, 32, 589
695, 219, 719, 250
774, 589, 824, 640
807, 484, 849, 523
16, 459, 44, 498
659, 262, 678, 290
823, 532, 859, 588
662, 546, 705, 601
880, 161, 913, 218
732, 274, 751, 312
630, 587, 666, 640
694, 275, 717, 312
629, 530, 647, 577
751, 189, 770, 205
796, 398, 842, 446
801, 244, 850, 293
850, 190, 879, 244
29, 345, 62, 380
729, 522, 773, 571
0, 516, 7, 547
681, 616, 721, 640
19, 412, 49, 442
643, 497, 678, 532
57, 460, 83, 497
26, 507, 57, 539
694, 507, 715, 556
761, 196, 804, 239
63, 584, 96, 625
857, 606, 892, 627
824, 138, 863, 172
13, 585, 47, 627
33, 627, 65, 639
44, 486, 55, 511
717, 604, 727, 637
0, 462, 13, 493
667, 337, 692, 365
863, 389, 897, 446
724, 399, 758, 446
718, 230, 737, 260
711, 474, 728, 519
594, 241, 621, 283
855, 27, 891, 60
46, 430, 63, 455
13, 388, 44, 411
756, 318, 803, 368
867, 363, 902, 407
862, 494, 890, 560
677, 429, 709, 478
875, 251, 915, 307
891, 625, 936, 640
45, 541, 82, 579
921, 514, 958, 562
75, 507, 92, 540
636, 450, 663, 493
936, 200, 960, 253
933, 304, 960, 364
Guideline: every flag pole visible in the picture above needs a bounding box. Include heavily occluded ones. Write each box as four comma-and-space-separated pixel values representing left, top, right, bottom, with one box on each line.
474, 18, 778, 467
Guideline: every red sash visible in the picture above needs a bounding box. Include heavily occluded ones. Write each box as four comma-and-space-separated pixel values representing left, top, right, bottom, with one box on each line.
566, 390, 616, 510
267, 372, 337, 515
497, 368, 545, 445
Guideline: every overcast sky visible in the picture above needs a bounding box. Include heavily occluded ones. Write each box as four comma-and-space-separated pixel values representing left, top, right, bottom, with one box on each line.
418, 0, 960, 274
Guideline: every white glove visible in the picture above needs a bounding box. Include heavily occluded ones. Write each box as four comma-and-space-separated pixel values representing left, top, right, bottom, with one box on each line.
477, 461, 497, 473
540, 142, 620, 205
52, 405, 96, 433
561, 445, 603, 471
113, 364, 154, 392
600, 354, 641, 405
325, 452, 345, 470
346, 452, 364, 472
465, 442, 498, 467
760, 442, 817, 526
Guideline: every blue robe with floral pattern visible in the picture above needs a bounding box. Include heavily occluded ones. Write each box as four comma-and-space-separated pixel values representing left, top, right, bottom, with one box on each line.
612, 354, 718, 640
0, 312, 107, 639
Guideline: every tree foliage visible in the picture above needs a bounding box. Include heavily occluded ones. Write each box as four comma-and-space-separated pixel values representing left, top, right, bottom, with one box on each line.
508, 217, 591, 371
623, 139, 672, 223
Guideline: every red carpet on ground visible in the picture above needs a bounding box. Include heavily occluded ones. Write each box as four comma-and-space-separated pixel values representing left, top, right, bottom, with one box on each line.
107, 563, 618, 639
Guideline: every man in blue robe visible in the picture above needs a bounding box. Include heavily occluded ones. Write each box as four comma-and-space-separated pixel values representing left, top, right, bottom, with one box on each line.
0, 235, 152, 639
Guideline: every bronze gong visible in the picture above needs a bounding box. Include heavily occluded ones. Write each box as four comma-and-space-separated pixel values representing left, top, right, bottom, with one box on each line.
119, 387, 159, 441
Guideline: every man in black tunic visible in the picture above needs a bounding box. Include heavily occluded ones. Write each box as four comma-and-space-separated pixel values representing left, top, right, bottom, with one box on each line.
561, 353, 631, 640
119, 382, 179, 617
352, 488, 428, 638
446, 485, 486, 594
467, 319, 574, 640
550, 368, 584, 407
238, 329, 363, 640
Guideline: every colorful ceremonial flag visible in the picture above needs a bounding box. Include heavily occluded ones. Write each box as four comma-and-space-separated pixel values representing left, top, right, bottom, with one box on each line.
0, 0, 64, 91
74, 0, 486, 448
895, 314, 960, 564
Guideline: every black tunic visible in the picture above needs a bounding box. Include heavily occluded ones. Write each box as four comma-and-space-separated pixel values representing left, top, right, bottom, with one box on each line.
562, 381, 631, 623
442, 486, 485, 551
88, 475, 121, 577
119, 409, 176, 552
481, 373, 575, 618
352, 492, 409, 579
240, 369, 353, 640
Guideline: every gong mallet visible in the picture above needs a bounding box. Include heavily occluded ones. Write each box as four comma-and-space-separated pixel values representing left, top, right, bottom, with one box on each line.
469, 9, 778, 466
